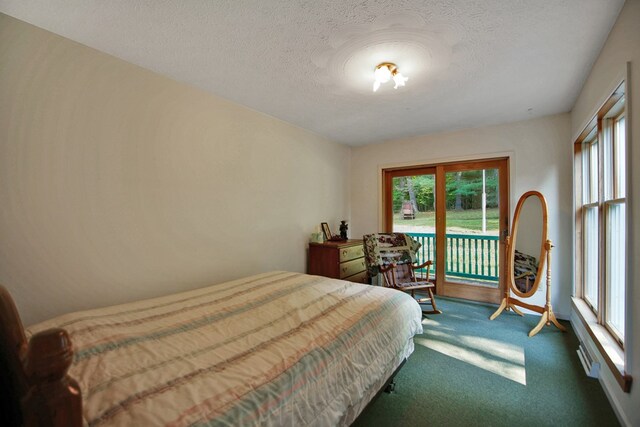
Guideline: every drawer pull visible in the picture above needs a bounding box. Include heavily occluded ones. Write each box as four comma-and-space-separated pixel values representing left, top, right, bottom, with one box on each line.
340, 246, 364, 261
339, 257, 366, 279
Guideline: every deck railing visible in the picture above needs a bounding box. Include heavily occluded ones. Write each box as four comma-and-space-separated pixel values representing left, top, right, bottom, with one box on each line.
407, 232, 500, 283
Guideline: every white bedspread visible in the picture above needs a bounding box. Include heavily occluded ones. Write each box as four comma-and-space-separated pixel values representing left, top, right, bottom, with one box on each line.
27, 271, 423, 426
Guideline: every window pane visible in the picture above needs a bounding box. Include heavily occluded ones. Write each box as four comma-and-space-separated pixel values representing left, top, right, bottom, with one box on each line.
603, 121, 613, 200
582, 144, 590, 203
589, 141, 598, 203
583, 206, 599, 311
391, 174, 437, 277
615, 116, 626, 198
606, 202, 625, 341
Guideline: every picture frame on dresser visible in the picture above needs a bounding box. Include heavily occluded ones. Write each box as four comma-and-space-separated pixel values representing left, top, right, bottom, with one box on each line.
321, 222, 332, 240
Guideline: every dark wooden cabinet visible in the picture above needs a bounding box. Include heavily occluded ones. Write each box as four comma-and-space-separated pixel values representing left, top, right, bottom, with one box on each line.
308, 239, 368, 283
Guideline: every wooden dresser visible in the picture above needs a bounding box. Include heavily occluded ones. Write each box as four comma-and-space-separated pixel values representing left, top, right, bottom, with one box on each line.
308, 239, 368, 284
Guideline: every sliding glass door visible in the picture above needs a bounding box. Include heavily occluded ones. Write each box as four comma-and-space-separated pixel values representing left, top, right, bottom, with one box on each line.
383, 158, 509, 304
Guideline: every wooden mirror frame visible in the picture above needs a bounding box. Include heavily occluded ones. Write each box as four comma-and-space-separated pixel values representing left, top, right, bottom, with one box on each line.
490, 191, 566, 337
508, 191, 548, 299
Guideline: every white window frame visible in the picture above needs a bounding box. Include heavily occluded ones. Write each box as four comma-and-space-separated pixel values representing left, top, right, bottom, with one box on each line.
573, 80, 631, 392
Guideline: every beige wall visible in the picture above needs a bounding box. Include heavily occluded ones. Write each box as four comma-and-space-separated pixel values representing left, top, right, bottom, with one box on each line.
570, 0, 640, 425
350, 114, 573, 316
0, 14, 350, 325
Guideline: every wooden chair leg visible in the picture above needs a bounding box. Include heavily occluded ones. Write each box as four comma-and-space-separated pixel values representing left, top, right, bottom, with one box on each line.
423, 288, 442, 315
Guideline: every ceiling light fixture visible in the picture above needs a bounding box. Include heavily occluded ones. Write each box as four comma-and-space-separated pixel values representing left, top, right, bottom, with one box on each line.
372, 62, 408, 92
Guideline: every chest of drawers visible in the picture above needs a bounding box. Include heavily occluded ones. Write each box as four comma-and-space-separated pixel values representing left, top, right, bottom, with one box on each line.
308, 239, 367, 284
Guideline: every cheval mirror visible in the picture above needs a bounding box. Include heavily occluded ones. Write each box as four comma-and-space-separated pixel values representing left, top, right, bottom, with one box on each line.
490, 190, 566, 337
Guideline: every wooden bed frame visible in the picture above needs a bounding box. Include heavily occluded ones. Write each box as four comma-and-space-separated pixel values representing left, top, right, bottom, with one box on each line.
0, 285, 81, 427
0, 284, 407, 426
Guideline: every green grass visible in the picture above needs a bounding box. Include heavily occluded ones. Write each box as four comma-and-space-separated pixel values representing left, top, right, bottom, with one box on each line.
394, 208, 499, 232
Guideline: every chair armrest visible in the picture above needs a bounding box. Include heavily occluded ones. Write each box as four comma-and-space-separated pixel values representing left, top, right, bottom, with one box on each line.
412, 260, 432, 270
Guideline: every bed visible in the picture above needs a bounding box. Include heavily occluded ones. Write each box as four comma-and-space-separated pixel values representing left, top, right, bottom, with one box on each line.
0, 271, 423, 426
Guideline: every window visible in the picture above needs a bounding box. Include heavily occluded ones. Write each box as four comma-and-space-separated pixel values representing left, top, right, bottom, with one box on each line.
575, 83, 627, 346
604, 111, 626, 341
581, 128, 599, 311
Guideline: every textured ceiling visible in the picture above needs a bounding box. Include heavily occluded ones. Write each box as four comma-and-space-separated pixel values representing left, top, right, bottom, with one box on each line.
0, 1, 624, 145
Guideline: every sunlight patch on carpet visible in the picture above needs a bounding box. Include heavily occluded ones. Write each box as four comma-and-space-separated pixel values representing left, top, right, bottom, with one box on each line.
415, 330, 526, 385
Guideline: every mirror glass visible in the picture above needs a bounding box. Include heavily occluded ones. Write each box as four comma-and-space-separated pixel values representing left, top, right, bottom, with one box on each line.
510, 192, 547, 297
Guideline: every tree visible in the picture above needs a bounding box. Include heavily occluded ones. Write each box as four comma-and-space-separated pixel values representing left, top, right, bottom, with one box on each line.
454, 172, 463, 211
393, 170, 498, 213
414, 175, 435, 211
445, 170, 498, 210
406, 177, 418, 213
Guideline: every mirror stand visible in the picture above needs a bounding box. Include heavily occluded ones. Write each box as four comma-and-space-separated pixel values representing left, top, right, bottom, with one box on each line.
490, 238, 566, 337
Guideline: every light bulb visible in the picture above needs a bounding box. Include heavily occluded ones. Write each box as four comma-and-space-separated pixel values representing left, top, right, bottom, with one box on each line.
373, 64, 393, 92
393, 72, 408, 89
374, 65, 392, 82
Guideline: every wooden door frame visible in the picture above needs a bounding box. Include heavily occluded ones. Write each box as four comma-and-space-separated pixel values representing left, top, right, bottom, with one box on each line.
382, 157, 510, 304
439, 159, 509, 303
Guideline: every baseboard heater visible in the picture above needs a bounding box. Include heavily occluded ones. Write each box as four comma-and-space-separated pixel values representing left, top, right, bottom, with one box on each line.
577, 342, 600, 379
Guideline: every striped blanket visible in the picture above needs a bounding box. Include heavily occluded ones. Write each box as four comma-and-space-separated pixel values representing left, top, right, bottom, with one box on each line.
27, 272, 423, 426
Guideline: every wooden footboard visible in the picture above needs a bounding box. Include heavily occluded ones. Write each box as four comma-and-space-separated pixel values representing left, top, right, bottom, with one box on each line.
0, 285, 82, 427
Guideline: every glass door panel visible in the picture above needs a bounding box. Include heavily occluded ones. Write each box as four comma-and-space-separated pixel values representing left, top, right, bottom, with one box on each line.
444, 168, 500, 287
390, 174, 436, 277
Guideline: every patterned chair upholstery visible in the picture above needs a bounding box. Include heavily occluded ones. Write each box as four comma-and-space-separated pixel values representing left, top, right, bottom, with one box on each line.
363, 233, 441, 315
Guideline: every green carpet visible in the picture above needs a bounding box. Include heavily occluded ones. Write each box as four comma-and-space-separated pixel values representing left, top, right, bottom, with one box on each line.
353, 297, 619, 427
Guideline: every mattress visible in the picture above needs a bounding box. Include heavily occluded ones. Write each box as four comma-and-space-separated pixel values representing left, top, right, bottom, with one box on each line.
27, 271, 423, 426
